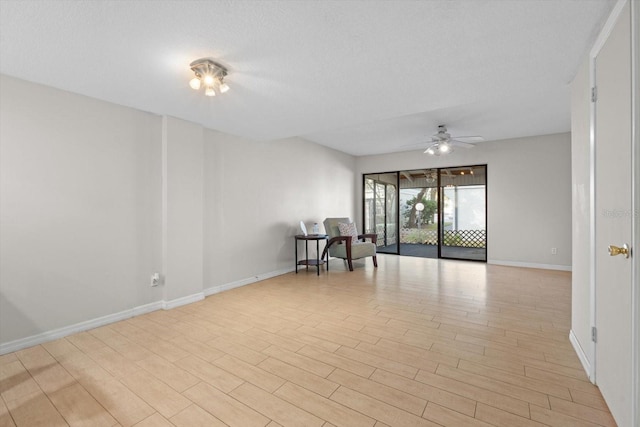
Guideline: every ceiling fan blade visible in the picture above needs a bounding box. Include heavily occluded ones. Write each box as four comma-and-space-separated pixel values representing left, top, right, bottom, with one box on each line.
452, 136, 484, 143
451, 140, 475, 148
400, 142, 429, 148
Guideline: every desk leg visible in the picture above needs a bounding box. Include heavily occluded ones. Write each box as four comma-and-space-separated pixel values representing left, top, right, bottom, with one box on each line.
295, 237, 298, 273
316, 239, 320, 275
325, 240, 329, 272
305, 240, 309, 271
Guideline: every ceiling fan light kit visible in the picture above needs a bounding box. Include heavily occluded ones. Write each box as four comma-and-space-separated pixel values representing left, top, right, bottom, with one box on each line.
423, 125, 481, 156
424, 141, 453, 156
189, 58, 229, 97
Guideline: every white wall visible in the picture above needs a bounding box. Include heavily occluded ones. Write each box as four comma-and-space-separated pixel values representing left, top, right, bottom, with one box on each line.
203, 130, 356, 290
570, 57, 593, 371
0, 75, 163, 345
163, 116, 204, 303
0, 74, 356, 352
355, 133, 572, 269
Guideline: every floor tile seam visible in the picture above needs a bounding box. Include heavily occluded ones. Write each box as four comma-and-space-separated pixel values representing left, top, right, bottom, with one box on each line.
294, 345, 380, 379
328, 384, 429, 423
133, 357, 201, 394
306, 325, 378, 346
413, 369, 535, 416
528, 402, 612, 426
273, 379, 378, 426
544, 354, 586, 375
368, 367, 480, 415
208, 356, 287, 393
522, 361, 590, 383
328, 370, 430, 417
242, 329, 307, 352
16, 351, 78, 393
187, 381, 274, 426
5, 388, 71, 427
420, 399, 482, 423
472, 401, 540, 424
434, 365, 555, 409
455, 359, 573, 400
523, 366, 597, 388
547, 393, 617, 415
118, 377, 189, 421
334, 346, 420, 379
452, 335, 517, 350
46, 374, 117, 426
228, 380, 327, 426
373, 333, 436, 352
42, 340, 83, 362
261, 350, 339, 380
1, 396, 19, 427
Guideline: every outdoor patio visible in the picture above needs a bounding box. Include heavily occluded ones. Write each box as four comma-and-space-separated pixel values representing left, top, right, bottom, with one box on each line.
377, 243, 486, 261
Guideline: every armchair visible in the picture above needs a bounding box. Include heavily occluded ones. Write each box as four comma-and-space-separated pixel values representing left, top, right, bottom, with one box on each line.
321, 217, 378, 271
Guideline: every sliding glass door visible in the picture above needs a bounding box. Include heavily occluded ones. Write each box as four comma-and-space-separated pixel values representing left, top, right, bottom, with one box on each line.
398, 169, 439, 258
363, 165, 486, 261
439, 165, 487, 261
363, 173, 398, 254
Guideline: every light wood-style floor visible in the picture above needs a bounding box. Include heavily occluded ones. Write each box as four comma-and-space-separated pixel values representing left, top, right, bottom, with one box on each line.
0, 256, 616, 427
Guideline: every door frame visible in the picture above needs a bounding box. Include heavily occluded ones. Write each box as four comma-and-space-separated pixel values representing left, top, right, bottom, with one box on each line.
632, 0, 639, 423
363, 165, 487, 261
362, 172, 400, 253
437, 165, 488, 262
588, 0, 639, 423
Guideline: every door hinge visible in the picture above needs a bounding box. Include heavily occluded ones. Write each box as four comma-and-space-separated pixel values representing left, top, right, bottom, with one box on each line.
592, 326, 598, 343
591, 86, 597, 102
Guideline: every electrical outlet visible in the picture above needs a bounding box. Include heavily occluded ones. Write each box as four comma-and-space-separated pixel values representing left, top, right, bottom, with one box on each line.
150, 273, 161, 287
551, 248, 557, 255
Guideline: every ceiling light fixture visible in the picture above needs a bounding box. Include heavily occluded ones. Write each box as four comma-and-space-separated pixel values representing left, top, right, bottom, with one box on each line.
424, 141, 453, 156
189, 58, 229, 97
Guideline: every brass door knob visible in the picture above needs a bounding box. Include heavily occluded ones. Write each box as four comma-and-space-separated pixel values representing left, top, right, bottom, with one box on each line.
608, 243, 630, 258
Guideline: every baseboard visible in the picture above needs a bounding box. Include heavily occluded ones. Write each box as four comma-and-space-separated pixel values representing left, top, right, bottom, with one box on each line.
1, 267, 295, 356
487, 259, 572, 271
162, 292, 204, 310
569, 329, 593, 383
204, 266, 295, 296
0, 300, 162, 355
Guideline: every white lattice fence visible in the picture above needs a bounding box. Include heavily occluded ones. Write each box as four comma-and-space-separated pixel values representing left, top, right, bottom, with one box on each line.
398, 228, 485, 248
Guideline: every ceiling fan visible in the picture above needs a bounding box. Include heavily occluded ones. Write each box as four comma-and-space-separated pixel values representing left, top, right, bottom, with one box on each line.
424, 125, 483, 156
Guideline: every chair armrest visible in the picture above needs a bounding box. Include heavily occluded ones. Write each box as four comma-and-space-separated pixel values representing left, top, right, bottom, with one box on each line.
322, 236, 351, 259
327, 236, 351, 246
358, 233, 377, 244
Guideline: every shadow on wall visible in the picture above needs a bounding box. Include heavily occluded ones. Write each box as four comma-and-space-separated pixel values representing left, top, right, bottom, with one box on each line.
277, 222, 304, 264
0, 292, 39, 352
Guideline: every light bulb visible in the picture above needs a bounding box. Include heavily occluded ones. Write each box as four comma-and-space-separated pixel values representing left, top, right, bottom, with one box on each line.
203, 74, 215, 85
425, 147, 435, 155
439, 143, 451, 153
219, 81, 230, 93
189, 77, 201, 90
205, 87, 216, 97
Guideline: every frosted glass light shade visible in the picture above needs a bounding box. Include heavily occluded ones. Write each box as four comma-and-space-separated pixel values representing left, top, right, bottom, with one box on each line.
189, 78, 201, 90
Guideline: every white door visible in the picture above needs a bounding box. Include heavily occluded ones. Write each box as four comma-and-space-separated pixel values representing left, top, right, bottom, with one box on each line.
593, 2, 634, 426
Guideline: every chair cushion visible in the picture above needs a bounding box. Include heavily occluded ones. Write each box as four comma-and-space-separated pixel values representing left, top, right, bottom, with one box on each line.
330, 241, 376, 259
338, 222, 358, 244
324, 217, 351, 239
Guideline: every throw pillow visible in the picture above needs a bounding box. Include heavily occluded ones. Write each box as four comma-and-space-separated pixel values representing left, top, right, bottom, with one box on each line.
338, 222, 358, 244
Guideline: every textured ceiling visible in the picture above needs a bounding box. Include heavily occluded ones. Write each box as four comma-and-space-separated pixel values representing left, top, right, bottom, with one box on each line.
0, 0, 615, 156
